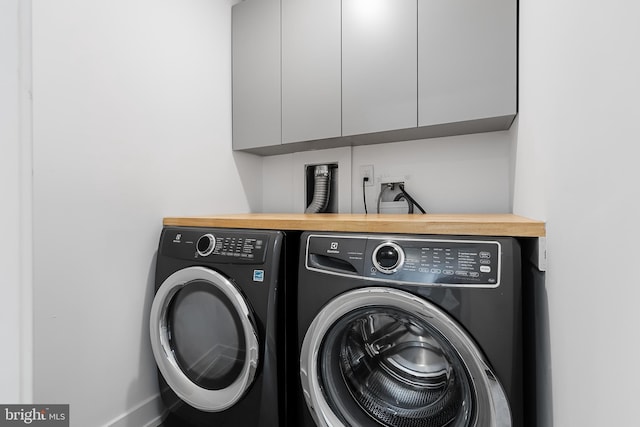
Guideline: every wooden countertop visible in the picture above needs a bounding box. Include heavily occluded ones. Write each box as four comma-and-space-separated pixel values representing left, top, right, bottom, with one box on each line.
163, 213, 545, 237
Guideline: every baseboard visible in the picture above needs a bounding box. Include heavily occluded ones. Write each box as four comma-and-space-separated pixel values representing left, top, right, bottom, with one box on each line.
105, 393, 165, 427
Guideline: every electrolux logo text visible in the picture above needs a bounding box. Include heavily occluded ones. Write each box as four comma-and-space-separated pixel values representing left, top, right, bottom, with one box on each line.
0, 405, 69, 427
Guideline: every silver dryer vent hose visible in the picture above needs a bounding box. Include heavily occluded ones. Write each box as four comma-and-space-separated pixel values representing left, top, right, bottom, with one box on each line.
305, 165, 331, 213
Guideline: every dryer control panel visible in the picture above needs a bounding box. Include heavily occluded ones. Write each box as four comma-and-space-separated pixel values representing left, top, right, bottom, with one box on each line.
162, 228, 270, 264
306, 234, 501, 287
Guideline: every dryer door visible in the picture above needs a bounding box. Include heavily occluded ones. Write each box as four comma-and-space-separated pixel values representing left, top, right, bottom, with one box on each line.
150, 266, 259, 412
300, 287, 511, 427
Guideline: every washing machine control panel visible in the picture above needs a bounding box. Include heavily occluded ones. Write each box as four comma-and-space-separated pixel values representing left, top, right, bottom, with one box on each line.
163, 228, 269, 263
306, 235, 501, 287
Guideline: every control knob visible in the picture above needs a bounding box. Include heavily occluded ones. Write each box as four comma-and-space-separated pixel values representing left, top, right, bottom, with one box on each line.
372, 242, 404, 274
196, 233, 216, 257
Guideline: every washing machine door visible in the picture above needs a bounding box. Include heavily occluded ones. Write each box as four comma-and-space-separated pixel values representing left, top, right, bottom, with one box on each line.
300, 287, 511, 427
150, 266, 259, 412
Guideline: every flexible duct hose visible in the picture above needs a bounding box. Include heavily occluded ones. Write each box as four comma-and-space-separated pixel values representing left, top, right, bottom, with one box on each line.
305, 165, 331, 213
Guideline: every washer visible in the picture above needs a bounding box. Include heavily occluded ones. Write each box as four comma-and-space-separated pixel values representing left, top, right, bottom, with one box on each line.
297, 232, 523, 427
150, 226, 286, 427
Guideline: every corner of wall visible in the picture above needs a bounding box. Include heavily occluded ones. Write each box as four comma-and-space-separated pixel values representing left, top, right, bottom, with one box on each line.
18, 0, 34, 404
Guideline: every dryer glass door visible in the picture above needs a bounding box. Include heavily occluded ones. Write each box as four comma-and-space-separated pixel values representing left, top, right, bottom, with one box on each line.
150, 266, 259, 412
168, 280, 247, 390
300, 287, 511, 427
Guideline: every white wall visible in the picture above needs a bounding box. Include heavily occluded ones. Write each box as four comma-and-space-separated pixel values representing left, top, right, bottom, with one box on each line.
0, 0, 23, 403
31, 0, 260, 426
17, 1, 640, 426
515, 0, 640, 425
262, 132, 513, 214
352, 132, 513, 214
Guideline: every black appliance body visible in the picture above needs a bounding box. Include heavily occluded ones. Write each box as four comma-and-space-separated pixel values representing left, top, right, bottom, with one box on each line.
297, 232, 523, 427
150, 226, 286, 427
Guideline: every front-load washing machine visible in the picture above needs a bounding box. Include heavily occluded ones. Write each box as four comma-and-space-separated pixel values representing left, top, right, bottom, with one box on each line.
297, 232, 524, 427
150, 226, 287, 427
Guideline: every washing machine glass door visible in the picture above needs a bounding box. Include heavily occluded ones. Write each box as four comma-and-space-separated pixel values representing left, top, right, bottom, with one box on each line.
150, 266, 259, 412
300, 287, 511, 427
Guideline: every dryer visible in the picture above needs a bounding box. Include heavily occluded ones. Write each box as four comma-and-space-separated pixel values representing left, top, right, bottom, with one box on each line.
297, 232, 523, 427
150, 226, 287, 427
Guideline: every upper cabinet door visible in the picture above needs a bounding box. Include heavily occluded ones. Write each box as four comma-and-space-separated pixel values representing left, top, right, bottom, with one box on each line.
418, 0, 517, 126
282, 0, 341, 144
342, 0, 418, 136
232, 0, 281, 150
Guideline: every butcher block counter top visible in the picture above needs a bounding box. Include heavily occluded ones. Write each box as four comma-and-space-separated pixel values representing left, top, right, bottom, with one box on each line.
163, 213, 545, 237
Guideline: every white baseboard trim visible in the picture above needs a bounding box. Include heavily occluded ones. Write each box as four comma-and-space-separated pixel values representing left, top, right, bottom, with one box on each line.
105, 393, 165, 427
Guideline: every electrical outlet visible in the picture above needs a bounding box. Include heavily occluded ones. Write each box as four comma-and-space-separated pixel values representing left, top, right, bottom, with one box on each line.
359, 165, 374, 187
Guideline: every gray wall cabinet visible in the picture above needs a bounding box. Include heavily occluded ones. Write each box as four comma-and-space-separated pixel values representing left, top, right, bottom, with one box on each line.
232, 0, 281, 150
282, 0, 342, 144
342, 0, 417, 136
232, 0, 517, 155
418, 0, 516, 127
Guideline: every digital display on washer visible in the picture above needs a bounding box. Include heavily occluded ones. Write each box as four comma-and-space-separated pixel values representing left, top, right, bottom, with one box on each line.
364, 239, 501, 286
